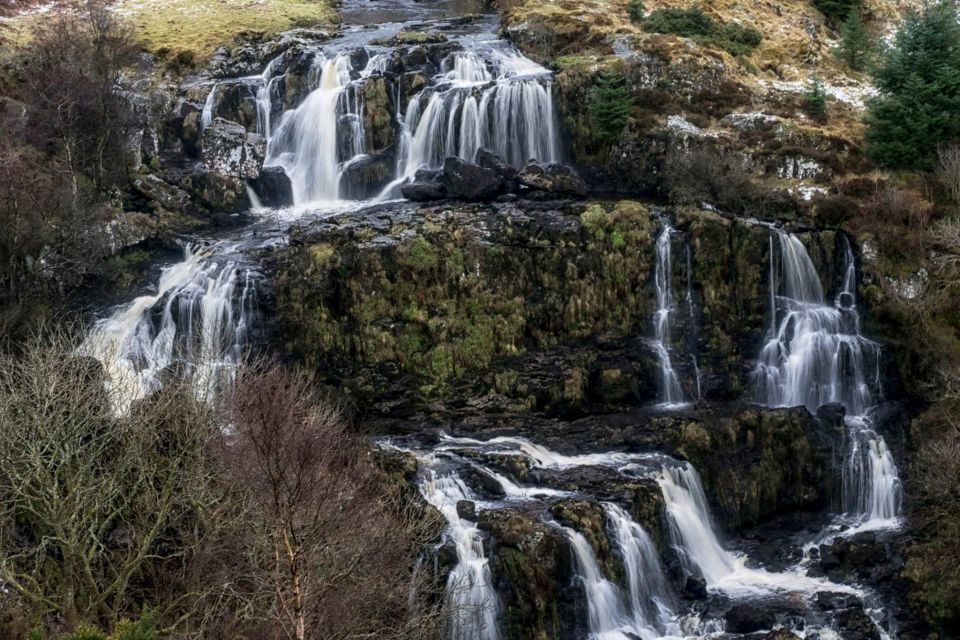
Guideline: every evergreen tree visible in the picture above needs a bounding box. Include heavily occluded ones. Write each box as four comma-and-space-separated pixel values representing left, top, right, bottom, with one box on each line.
804, 74, 828, 119
865, 0, 960, 170
589, 69, 633, 145
836, 8, 871, 70
627, 0, 644, 23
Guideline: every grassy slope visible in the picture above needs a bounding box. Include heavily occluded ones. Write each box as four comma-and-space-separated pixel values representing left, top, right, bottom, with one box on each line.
3, 0, 339, 62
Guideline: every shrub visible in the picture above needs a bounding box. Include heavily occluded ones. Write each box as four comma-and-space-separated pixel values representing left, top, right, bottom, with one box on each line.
814, 0, 859, 25
627, 0, 644, 22
865, 0, 960, 170
589, 69, 634, 145
643, 7, 762, 56
937, 143, 960, 206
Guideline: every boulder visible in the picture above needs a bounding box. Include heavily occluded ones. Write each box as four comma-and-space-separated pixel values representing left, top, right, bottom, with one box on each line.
250, 167, 294, 208
518, 161, 588, 196
724, 603, 776, 633
182, 171, 249, 213
201, 117, 266, 180
456, 500, 476, 521
442, 157, 504, 201
476, 147, 519, 180
401, 180, 446, 201
340, 152, 395, 200
132, 174, 191, 213
682, 576, 707, 600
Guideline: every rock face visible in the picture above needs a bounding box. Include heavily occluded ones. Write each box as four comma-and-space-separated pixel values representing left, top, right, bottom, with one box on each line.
250, 166, 293, 208
442, 157, 504, 201
518, 161, 588, 196
132, 174, 192, 213
201, 117, 266, 180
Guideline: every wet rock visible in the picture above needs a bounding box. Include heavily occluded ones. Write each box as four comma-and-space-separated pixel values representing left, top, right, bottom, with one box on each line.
682, 575, 708, 600
725, 603, 776, 633
442, 157, 504, 201
456, 499, 476, 521
476, 147, 519, 181
764, 631, 801, 640
833, 606, 881, 640
182, 171, 249, 213
815, 591, 860, 611
132, 174, 191, 213
518, 161, 588, 196
340, 152, 396, 200
401, 180, 446, 201
201, 118, 266, 180
250, 167, 293, 208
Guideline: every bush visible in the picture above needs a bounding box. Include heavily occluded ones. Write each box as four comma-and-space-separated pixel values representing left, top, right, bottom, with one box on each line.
589, 69, 634, 145
643, 7, 762, 56
627, 0, 644, 22
865, 0, 960, 170
813, 0, 859, 25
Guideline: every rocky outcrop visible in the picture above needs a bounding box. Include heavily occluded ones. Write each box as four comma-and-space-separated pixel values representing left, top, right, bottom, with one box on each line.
250, 166, 294, 208
518, 161, 588, 196
201, 118, 266, 179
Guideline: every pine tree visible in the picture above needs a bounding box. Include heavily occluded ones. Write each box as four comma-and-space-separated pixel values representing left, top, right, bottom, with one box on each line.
836, 9, 871, 71
627, 0, 644, 23
589, 69, 634, 145
804, 74, 828, 120
865, 0, 960, 170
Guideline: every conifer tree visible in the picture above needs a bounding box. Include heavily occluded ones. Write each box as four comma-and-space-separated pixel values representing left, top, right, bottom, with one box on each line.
589, 69, 634, 145
865, 0, 960, 170
837, 8, 871, 70
804, 74, 828, 120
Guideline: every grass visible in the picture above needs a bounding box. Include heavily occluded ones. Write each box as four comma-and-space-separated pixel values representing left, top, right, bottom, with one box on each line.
119, 0, 338, 60
3, 0, 338, 64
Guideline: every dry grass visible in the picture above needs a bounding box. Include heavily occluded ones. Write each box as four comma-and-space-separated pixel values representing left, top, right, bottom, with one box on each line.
2, 0, 338, 62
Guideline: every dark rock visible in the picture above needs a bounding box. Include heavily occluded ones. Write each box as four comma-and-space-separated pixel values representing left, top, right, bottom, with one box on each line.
725, 603, 776, 633
518, 161, 588, 196
201, 118, 266, 179
833, 606, 881, 640
401, 180, 446, 201
183, 171, 249, 213
340, 152, 395, 200
682, 576, 708, 600
816, 591, 860, 611
250, 167, 293, 208
456, 500, 476, 521
442, 157, 504, 201
476, 147, 519, 180
133, 174, 191, 213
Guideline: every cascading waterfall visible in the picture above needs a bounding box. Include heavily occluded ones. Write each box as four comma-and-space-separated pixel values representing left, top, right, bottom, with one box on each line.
78, 244, 256, 414
200, 84, 216, 130
753, 231, 901, 525
264, 52, 364, 204
652, 220, 686, 405
603, 503, 679, 637
418, 465, 501, 640
564, 527, 635, 640
382, 49, 560, 198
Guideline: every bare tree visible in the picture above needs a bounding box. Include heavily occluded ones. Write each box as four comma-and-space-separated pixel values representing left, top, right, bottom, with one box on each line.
222, 365, 443, 640
0, 331, 221, 628
938, 143, 960, 206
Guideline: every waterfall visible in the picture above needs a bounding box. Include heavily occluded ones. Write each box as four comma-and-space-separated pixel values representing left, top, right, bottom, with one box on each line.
418, 467, 501, 640
78, 244, 256, 414
685, 242, 703, 401
657, 463, 860, 597
603, 503, 678, 637
753, 231, 901, 525
200, 84, 216, 130
255, 57, 281, 138
652, 220, 686, 405
264, 52, 364, 204
564, 527, 635, 640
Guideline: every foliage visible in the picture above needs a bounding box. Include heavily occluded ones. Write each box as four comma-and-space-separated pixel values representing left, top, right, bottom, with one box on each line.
836, 9, 872, 70
865, 0, 960, 170
804, 74, 828, 119
813, 0, 860, 25
937, 144, 960, 206
627, 0, 644, 23
643, 7, 762, 56
589, 69, 634, 145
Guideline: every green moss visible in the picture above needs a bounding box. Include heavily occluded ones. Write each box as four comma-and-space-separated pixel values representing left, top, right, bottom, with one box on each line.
399, 236, 439, 271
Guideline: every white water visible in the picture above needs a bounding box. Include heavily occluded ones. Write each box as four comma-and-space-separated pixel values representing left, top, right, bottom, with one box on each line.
652, 221, 686, 405
754, 231, 901, 525
564, 527, 637, 640
78, 244, 255, 414
265, 52, 362, 204
200, 84, 216, 130
658, 464, 859, 598
418, 466, 501, 640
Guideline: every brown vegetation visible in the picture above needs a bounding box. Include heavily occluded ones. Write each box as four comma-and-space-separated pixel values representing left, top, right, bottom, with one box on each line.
0, 334, 442, 639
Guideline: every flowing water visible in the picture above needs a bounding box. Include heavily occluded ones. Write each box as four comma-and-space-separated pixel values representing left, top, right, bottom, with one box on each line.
753, 230, 902, 527
652, 219, 686, 406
